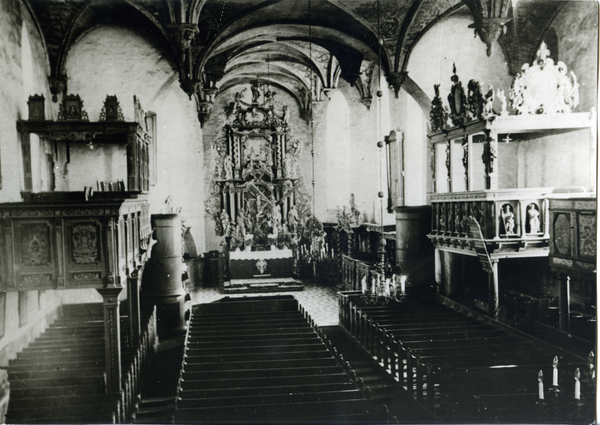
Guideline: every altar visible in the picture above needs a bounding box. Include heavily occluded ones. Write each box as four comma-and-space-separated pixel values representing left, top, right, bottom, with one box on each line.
229, 248, 294, 280
205, 81, 313, 294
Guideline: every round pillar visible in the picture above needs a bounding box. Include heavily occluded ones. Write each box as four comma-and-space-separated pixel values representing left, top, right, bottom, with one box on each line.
141, 214, 188, 336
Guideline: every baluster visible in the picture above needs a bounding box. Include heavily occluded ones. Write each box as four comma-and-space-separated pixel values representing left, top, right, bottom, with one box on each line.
383, 331, 389, 371
427, 365, 436, 411
364, 313, 370, 349
406, 349, 414, 395
370, 319, 376, 355
389, 338, 397, 379
359, 311, 366, 346
416, 355, 423, 402
398, 341, 407, 386
350, 304, 355, 336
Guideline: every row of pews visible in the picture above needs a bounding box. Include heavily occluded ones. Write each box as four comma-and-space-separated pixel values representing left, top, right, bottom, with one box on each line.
175, 296, 382, 423
5, 303, 157, 424
339, 292, 596, 423
5, 304, 119, 423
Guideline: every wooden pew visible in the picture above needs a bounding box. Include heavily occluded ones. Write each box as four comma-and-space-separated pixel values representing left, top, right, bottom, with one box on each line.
178, 381, 358, 400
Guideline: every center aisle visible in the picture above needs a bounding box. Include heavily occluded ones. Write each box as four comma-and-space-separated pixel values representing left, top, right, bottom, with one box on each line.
189, 279, 340, 326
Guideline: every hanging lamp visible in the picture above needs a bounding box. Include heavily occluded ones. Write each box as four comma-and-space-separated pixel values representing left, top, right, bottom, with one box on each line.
375, 0, 387, 276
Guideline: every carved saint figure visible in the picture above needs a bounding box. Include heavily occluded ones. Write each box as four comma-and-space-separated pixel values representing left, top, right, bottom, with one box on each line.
502, 204, 515, 235
220, 209, 231, 237
281, 103, 288, 124
222, 154, 233, 180
287, 205, 299, 234
484, 85, 495, 116
251, 81, 261, 103
496, 89, 508, 116
527, 203, 541, 234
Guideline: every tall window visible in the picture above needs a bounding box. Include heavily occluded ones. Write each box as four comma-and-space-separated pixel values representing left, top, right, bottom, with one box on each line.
325, 91, 351, 214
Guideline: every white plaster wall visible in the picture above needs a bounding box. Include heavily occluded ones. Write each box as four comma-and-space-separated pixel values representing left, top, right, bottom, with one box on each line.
550, 1, 598, 114
390, 88, 428, 206
0, 0, 55, 201
407, 12, 513, 106
336, 78, 395, 226
65, 25, 206, 252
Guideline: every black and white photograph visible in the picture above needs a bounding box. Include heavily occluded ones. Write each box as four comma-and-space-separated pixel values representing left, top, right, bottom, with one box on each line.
0, 0, 597, 423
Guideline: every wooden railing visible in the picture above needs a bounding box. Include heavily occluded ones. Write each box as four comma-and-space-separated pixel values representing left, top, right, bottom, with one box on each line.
339, 293, 439, 411
120, 304, 157, 422
338, 292, 596, 422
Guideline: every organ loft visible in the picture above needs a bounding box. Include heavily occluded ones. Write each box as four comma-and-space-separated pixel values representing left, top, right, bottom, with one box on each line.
0, 0, 596, 423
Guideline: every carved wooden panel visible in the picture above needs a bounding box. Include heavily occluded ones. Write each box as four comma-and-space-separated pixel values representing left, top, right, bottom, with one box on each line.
70, 223, 100, 265
66, 219, 103, 287
18, 222, 52, 267
553, 213, 571, 256
577, 213, 596, 260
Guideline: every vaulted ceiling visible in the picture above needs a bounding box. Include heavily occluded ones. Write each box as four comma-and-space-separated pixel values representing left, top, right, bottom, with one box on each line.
24, 0, 568, 123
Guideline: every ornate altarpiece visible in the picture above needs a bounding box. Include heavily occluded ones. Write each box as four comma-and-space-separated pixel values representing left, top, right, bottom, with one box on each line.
206, 84, 312, 272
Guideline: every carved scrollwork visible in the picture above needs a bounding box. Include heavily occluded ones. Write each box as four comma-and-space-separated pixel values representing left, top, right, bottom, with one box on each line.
430, 84, 449, 132
510, 42, 579, 114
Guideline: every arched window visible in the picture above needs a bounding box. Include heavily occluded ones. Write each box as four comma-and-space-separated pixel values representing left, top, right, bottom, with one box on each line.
325, 90, 351, 214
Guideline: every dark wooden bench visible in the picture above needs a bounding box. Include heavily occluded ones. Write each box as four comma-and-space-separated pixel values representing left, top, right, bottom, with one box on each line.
187, 335, 321, 349
174, 398, 374, 422
184, 348, 333, 364
182, 357, 338, 372
182, 365, 344, 381
179, 372, 354, 391
6, 401, 118, 424
177, 388, 364, 409
186, 342, 325, 356
178, 381, 358, 400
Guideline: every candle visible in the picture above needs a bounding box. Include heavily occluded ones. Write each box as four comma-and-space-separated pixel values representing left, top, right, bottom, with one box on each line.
538, 370, 544, 400
553, 356, 559, 386
575, 368, 581, 400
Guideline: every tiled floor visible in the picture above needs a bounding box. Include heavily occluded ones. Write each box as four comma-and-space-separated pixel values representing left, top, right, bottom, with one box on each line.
188, 279, 341, 326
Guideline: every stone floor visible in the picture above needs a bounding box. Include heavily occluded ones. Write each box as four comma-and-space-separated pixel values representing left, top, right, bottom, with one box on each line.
188, 279, 341, 326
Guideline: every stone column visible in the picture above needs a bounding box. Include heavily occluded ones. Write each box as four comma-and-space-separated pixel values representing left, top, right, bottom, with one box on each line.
97, 287, 123, 394
141, 214, 187, 336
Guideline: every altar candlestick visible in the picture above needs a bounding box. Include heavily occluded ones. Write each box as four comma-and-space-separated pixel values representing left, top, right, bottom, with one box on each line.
553, 356, 559, 386
400, 275, 407, 295
575, 368, 581, 400
538, 370, 544, 400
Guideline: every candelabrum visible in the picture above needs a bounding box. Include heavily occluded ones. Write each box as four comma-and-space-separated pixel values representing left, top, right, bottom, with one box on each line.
360, 273, 407, 305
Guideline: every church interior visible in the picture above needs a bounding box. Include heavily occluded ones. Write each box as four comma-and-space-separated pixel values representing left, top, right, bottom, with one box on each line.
0, 0, 597, 423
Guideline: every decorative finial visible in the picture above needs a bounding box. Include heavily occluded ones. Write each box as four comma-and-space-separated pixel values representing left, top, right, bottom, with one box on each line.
536, 41, 551, 62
